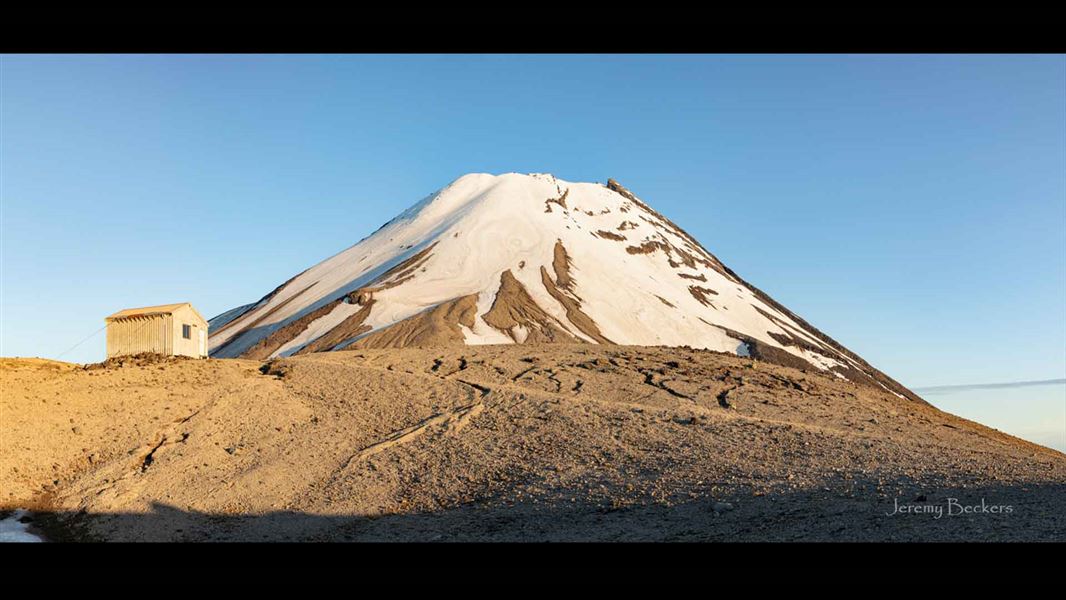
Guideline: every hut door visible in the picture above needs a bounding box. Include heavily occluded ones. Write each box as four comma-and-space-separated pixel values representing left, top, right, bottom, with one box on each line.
199, 329, 207, 357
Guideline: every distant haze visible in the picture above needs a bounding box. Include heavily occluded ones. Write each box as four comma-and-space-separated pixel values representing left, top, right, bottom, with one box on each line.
921, 381, 1066, 453
915, 379, 1066, 394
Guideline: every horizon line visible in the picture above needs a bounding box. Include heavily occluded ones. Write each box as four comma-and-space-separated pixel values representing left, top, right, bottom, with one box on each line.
913, 378, 1066, 394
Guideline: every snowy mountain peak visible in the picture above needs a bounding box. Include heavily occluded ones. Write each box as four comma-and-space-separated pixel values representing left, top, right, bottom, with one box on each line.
208, 172, 921, 403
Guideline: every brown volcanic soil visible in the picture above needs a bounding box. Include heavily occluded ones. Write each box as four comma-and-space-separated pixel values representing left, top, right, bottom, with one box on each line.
1, 347, 1064, 542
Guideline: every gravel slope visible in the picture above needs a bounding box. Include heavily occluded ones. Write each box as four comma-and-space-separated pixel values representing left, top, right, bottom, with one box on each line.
2, 348, 1062, 542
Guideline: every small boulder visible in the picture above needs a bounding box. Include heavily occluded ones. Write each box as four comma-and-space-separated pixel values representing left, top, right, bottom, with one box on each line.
712, 501, 734, 513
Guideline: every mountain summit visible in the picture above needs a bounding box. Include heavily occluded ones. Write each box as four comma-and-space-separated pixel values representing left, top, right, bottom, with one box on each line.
208, 172, 919, 402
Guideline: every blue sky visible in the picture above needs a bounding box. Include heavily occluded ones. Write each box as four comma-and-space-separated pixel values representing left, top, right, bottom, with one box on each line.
2, 55, 1063, 447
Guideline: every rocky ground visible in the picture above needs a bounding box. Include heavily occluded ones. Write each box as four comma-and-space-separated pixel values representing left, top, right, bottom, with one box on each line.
1, 347, 1063, 542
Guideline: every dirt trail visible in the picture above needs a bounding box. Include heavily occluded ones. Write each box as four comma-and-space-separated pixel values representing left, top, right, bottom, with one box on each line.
2, 347, 1063, 542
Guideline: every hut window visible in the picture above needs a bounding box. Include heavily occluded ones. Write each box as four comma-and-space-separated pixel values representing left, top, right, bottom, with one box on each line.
182, 324, 191, 339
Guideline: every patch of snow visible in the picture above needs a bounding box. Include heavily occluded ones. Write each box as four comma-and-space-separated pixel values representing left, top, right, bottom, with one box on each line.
462, 282, 514, 345
511, 325, 529, 344
799, 348, 848, 372
272, 301, 368, 358
0, 510, 43, 543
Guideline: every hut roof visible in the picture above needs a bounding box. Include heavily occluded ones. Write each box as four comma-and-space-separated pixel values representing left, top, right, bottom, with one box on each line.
106, 303, 206, 323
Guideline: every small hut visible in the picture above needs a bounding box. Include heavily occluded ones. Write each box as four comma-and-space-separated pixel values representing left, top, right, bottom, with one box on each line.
105, 303, 208, 358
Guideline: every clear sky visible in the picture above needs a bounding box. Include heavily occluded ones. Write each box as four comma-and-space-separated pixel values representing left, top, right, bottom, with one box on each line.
2, 55, 1063, 448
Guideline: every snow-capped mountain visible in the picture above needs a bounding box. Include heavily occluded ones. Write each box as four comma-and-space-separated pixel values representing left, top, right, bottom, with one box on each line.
209, 173, 920, 402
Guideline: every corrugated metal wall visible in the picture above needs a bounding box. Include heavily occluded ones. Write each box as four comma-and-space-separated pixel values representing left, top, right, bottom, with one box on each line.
105, 305, 208, 358
106, 314, 172, 357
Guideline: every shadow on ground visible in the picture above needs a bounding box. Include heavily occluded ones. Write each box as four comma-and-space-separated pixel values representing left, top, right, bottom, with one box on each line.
20, 481, 1066, 542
